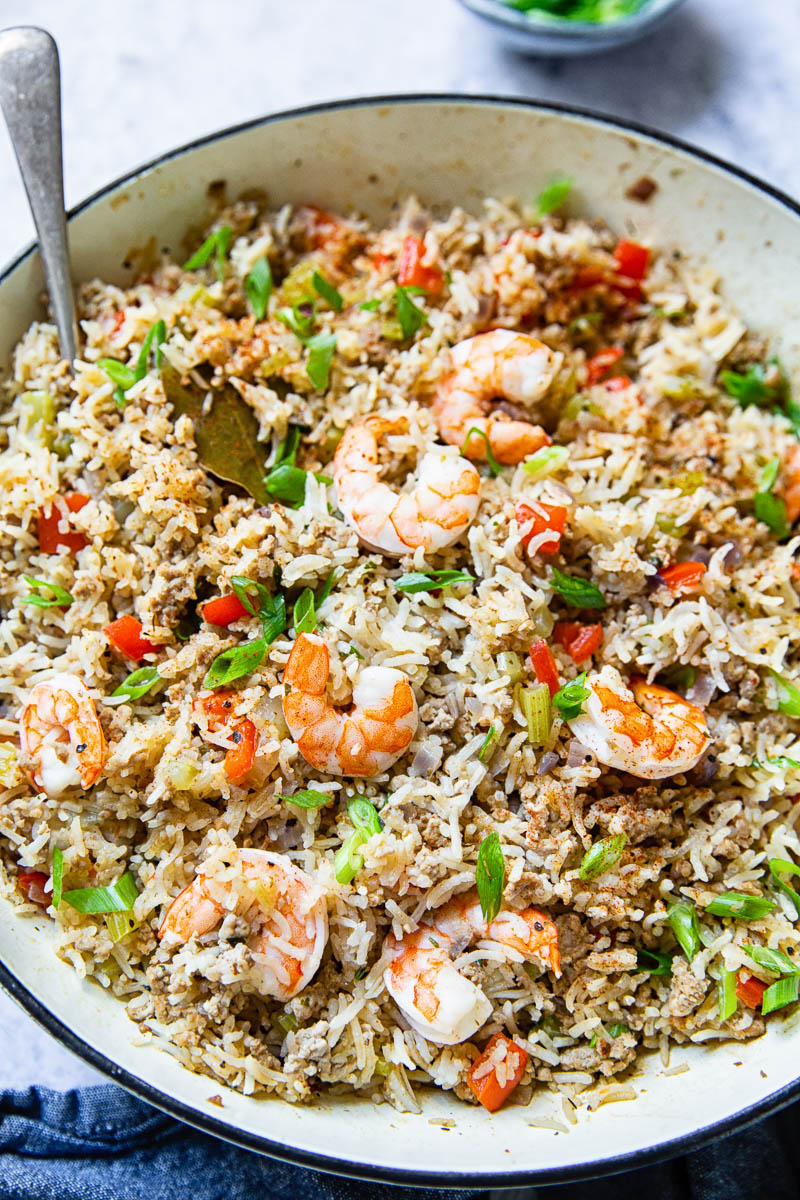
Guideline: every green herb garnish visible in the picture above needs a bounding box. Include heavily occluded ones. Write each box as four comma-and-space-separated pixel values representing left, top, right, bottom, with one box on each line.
553, 671, 591, 721
230, 578, 287, 645
743, 944, 800, 976
394, 286, 427, 340
550, 567, 606, 610
461, 427, 503, 477
536, 176, 573, 216
317, 568, 341, 608
204, 638, 268, 689
754, 456, 789, 539
762, 975, 800, 1014
704, 892, 777, 921
393, 569, 475, 593
478, 724, 499, 763
245, 256, 272, 320
769, 670, 800, 718
769, 858, 800, 914
61, 870, 138, 915
293, 588, 317, 635
476, 830, 505, 924
718, 968, 737, 1021
579, 833, 627, 881
312, 270, 344, 312
21, 576, 73, 609
635, 947, 673, 976
522, 445, 569, 479
51, 846, 63, 910
277, 789, 333, 810
183, 225, 232, 282
111, 666, 162, 701
334, 797, 382, 885
305, 332, 337, 391
667, 899, 700, 961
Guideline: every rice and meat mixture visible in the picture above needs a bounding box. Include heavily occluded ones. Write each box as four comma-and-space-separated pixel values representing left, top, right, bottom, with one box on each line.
2, 190, 800, 1115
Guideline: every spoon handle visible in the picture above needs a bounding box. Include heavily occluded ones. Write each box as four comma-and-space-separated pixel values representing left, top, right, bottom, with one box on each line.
0, 26, 76, 363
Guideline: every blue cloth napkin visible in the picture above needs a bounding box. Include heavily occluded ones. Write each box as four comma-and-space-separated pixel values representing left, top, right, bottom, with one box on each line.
0, 1083, 798, 1199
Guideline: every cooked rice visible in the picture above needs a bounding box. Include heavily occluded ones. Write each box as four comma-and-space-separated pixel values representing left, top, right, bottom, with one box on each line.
1, 190, 800, 1115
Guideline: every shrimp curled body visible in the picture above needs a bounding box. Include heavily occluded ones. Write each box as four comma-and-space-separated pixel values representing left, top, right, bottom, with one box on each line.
567, 665, 709, 780
158, 848, 328, 1001
433, 330, 562, 465
19, 674, 107, 796
384, 889, 561, 1045
332, 415, 481, 556
283, 632, 418, 777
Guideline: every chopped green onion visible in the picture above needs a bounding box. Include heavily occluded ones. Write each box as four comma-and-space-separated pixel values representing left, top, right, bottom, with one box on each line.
264, 463, 331, 508
536, 177, 573, 216
245, 256, 272, 320
21, 576, 73, 609
606, 1023, 628, 1038
718, 968, 737, 1020
759, 456, 781, 493
316, 568, 341, 608
134, 320, 167, 382
476, 831, 505, 924
292, 588, 316, 635
753, 755, 800, 770
704, 892, 777, 920
183, 225, 232, 282
61, 870, 138, 915
393, 569, 475, 593
111, 666, 162, 701
97, 357, 136, 391
768, 670, 800, 717
105, 911, 139, 942
305, 331, 337, 391
461, 427, 503, 477
394, 286, 427, 340
743, 944, 800, 976
566, 312, 603, 336
359, 298, 381, 312
497, 650, 523, 685
277, 789, 333, 810
277, 1011, 299, 1034
354, 965, 369, 982
667, 899, 700, 961
51, 846, 63, 910
520, 682, 552, 746
204, 638, 267, 688
550, 567, 606, 610
348, 796, 382, 838
754, 455, 789, 538
635, 947, 673, 976
762, 974, 800, 1015
334, 798, 382, 885
312, 271, 344, 312
478, 724, 499, 763
522, 444, 569, 479
553, 671, 591, 721
769, 858, 800, 914
277, 302, 317, 340
579, 833, 627, 881
720, 362, 782, 409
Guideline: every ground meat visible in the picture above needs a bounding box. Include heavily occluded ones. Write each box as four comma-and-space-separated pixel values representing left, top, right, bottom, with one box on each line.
560, 1036, 637, 1077
585, 947, 638, 973
282, 1019, 334, 1082
668, 958, 708, 1018
583, 785, 683, 845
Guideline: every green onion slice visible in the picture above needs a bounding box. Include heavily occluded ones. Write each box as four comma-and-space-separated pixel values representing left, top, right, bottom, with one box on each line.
703, 892, 777, 920
183, 225, 232, 281
245, 256, 273, 320
293, 588, 316, 635
536, 177, 573, 216
277, 789, 333, 809
718, 968, 737, 1021
635, 947, 673, 976
461, 427, 503, 477
606, 1022, 628, 1038
306, 332, 337, 391
769, 670, 800, 717
579, 833, 627, 881
51, 846, 63, 910
61, 870, 138, 915
762, 974, 800, 1015
135, 320, 167, 382
769, 858, 800, 914
550, 567, 606, 610
312, 270, 344, 312
522, 444, 569, 479
743, 944, 800, 976
553, 671, 591, 721
21, 576, 73, 608
348, 796, 382, 838
111, 666, 162, 701
334, 831, 366, 885
393, 570, 475, 593
316, 568, 341, 608
204, 638, 266, 689
478, 724, 499, 763
476, 830, 505, 924
394, 286, 427, 339
667, 899, 700, 961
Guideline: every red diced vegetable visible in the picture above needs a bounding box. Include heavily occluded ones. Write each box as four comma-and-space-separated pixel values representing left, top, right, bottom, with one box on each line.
529, 640, 560, 698
467, 1032, 529, 1113
586, 346, 624, 386
224, 718, 257, 782
515, 500, 568, 554
397, 236, 444, 295
201, 593, 250, 627
554, 621, 603, 664
38, 493, 91, 555
104, 614, 164, 662
614, 239, 650, 281
18, 870, 49, 907
736, 972, 766, 1009
604, 375, 632, 391
658, 561, 707, 595
110, 310, 125, 335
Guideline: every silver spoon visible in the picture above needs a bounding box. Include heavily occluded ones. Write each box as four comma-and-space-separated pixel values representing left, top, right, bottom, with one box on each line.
0, 26, 77, 363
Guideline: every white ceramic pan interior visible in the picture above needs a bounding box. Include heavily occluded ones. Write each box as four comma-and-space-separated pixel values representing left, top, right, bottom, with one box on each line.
1, 98, 800, 1188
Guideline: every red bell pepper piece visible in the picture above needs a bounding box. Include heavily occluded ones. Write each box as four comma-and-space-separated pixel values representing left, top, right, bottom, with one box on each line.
38, 493, 90, 555
201, 593, 250, 627
467, 1033, 529, 1113
529, 639, 560, 697
397, 235, 444, 295
104, 614, 164, 662
554, 621, 603, 664
614, 239, 650, 281
18, 870, 49, 907
604, 375, 633, 391
736, 972, 766, 1010
515, 500, 568, 554
193, 692, 257, 782
657, 561, 707, 595
586, 346, 624, 386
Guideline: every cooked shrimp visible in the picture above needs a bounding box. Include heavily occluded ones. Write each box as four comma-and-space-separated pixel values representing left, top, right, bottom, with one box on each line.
567, 665, 709, 780
779, 443, 800, 526
19, 674, 107, 796
432, 330, 562, 465
384, 889, 560, 1045
283, 632, 418, 777
158, 848, 328, 1001
332, 415, 481, 556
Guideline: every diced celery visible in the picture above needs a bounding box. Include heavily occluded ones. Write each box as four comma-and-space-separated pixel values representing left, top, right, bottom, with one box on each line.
165, 760, 199, 791
19, 390, 55, 447
520, 683, 552, 747
497, 651, 523, 685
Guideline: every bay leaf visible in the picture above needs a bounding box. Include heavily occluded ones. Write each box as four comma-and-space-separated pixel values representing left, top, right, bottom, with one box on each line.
161, 361, 270, 504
